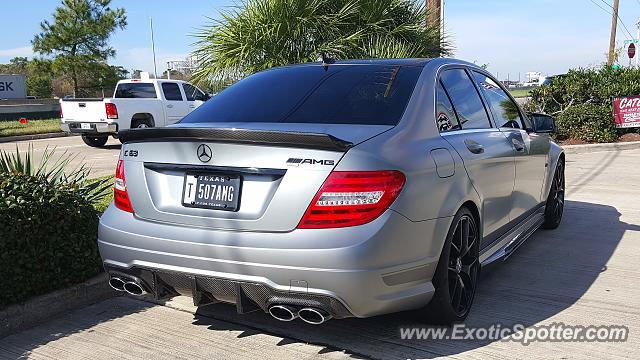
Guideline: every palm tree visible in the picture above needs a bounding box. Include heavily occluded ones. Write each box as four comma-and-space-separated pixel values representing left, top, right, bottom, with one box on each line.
192, 0, 449, 90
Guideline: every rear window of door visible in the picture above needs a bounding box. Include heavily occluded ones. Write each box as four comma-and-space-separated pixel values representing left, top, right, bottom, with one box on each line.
436, 81, 461, 132
162, 83, 184, 101
179, 64, 423, 126
114, 83, 157, 98
472, 71, 523, 129
183, 83, 207, 101
439, 69, 492, 129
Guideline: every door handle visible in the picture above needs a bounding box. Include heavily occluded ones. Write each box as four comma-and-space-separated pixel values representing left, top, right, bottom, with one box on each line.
189, 105, 196, 109
512, 139, 525, 152
167, 104, 174, 109
464, 139, 484, 154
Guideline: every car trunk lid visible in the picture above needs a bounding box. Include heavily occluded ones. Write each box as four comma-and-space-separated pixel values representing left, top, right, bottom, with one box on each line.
118, 124, 390, 232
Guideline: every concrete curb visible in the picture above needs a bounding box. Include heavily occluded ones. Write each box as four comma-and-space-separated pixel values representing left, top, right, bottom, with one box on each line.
0, 132, 72, 144
0, 273, 118, 338
562, 140, 640, 154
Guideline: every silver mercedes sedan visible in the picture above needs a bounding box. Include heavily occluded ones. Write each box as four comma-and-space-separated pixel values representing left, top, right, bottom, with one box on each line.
99, 58, 564, 325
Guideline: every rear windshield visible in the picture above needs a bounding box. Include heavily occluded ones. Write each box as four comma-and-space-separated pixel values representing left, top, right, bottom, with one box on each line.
180, 64, 423, 126
114, 83, 157, 98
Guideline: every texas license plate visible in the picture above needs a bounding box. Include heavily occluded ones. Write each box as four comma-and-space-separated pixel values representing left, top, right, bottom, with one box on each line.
80, 123, 91, 130
182, 173, 241, 211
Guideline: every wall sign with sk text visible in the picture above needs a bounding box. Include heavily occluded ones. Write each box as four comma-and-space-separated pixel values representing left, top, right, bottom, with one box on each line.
613, 96, 640, 128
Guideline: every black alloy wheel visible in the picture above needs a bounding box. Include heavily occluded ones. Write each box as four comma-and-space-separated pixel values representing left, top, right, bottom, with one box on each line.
447, 214, 480, 317
542, 160, 565, 229
422, 207, 480, 324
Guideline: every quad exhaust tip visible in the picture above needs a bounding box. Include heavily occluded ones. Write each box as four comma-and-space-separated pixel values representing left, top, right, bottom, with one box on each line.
108, 277, 126, 291
298, 308, 331, 325
109, 275, 147, 296
123, 281, 147, 296
268, 305, 298, 322
268, 305, 332, 324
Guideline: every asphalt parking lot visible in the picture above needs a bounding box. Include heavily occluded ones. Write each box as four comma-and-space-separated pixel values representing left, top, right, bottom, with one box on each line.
1, 140, 639, 359
0, 135, 121, 178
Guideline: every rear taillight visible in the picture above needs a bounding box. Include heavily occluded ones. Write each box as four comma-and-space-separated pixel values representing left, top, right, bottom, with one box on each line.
59, 106, 63, 119
114, 160, 133, 213
297, 171, 406, 229
105, 103, 118, 119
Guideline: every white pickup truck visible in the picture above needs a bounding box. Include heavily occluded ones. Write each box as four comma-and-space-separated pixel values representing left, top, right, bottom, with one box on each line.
60, 79, 210, 147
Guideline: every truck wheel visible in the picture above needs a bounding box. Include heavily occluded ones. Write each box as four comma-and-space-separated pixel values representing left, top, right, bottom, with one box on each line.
81, 135, 108, 147
131, 119, 153, 129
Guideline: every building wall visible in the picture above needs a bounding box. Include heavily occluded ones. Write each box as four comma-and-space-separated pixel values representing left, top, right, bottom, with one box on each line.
0, 99, 60, 121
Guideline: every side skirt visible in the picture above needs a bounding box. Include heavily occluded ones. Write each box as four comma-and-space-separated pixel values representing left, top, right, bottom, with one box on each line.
479, 207, 545, 267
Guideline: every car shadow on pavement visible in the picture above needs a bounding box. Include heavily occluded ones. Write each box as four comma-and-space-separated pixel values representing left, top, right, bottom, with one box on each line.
192, 200, 638, 359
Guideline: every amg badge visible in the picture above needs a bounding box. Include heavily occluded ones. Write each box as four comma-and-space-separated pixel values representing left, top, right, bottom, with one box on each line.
286, 158, 335, 166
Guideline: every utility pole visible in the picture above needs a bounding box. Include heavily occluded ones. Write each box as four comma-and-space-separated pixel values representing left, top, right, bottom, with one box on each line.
608, 0, 620, 66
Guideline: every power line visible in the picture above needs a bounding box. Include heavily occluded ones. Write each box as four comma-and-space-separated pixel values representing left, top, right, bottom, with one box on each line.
588, 0, 612, 14
587, 0, 634, 38
599, 0, 613, 9
618, 18, 634, 39
599, 0, 634, 38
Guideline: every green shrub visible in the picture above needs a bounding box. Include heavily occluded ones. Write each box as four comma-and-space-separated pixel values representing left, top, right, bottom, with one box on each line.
0, 146, 111, 307
526, 66, 640, 143
555, 104, 618, 143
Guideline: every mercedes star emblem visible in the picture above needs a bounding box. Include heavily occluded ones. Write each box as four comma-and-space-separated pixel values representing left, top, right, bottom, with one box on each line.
197, 144, 212, 163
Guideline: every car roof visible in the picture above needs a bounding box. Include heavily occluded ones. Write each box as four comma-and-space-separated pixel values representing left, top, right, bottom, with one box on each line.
278, 58, 433, 68
118, 79, 187, 84
273, 58, 483, 72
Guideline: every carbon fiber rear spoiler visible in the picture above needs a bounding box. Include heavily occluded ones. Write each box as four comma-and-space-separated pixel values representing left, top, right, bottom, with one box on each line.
117, 127, 354, 152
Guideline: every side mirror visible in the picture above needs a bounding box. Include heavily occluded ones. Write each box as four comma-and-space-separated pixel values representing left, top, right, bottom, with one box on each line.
529, 113, 556, 133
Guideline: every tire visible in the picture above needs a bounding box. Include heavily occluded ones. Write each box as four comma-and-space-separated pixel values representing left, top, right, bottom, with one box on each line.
420, 207, 480, 325
542, 158, 565, 229
81, 134, 108, 147
131, 118, 153, 129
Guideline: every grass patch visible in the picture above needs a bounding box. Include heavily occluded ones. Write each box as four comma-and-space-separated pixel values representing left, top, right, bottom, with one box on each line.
87, 175, 114, 213
509, 89, 532, 98
0, 118, 61, 137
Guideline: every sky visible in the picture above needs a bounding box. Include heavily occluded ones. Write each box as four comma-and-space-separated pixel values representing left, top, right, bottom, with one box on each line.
2, 0, 640, 80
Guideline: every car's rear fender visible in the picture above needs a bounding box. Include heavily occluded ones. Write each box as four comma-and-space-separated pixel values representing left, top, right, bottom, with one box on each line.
338, 128, 480, 224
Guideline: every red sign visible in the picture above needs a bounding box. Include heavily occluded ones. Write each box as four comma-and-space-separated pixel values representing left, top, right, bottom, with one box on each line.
629, 43, 636, 59
613, 96, 640, 128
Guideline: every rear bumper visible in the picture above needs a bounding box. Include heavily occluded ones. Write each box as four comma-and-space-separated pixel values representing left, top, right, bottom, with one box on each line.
105, 265, 356, 318
61, 122, 118, 134
98, 205, 452, 318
